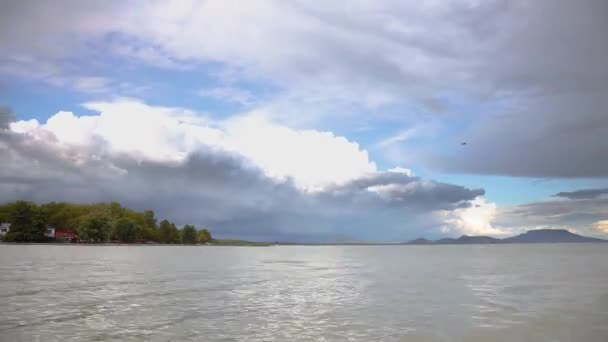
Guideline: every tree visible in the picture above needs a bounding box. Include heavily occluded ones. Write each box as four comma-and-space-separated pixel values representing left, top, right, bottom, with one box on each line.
4, 201, 47, 242
181, 225, 197, 244
198, 228, 213, 244
107, 201, 125, 220
140, 210, 159, 242
79, 216, 111, 243
169, 223, 180, 243
40, 202, 74, 228
113, 217, 139, 243
143, 210, 157, 228
159, 219, 180, 244
0, 200, 215, 245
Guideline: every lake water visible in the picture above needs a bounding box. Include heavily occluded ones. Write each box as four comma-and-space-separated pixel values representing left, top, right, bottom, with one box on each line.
0, 244, 607, 341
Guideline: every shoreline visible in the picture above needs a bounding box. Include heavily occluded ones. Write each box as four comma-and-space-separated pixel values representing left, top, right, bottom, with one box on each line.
0, 242, 272, 247
2, 241, 607, 247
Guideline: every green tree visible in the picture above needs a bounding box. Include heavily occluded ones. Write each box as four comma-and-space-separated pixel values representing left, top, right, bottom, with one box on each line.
79, 216, 111, 243
181, 224, 197, 244
113, 217, 139, 243
170, 223, 180, 243
143, 210, 157, 228
159, 219, 180, 244
0, 200, 216, 245
197, 228, 213, 244
40, 202, 84, 231
4, 201, 47, 242
140, 210, 159, 242
107, 201, 125, 220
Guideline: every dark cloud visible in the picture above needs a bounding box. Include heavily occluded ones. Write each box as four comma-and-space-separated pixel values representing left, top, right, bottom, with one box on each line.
405, 1, 608, 177
321, 172, 483, 210
0, 130, 483, 242
430, 91, 608, 177
0, 0, 121, 57
553, 188, 608, 200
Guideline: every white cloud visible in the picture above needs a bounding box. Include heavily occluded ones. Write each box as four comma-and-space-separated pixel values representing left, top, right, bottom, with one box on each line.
9, 99, 376, 190
9, 119, 40, 134
376, 127, 419, 148
221, 115, 376, 189
439, 197, 510, 236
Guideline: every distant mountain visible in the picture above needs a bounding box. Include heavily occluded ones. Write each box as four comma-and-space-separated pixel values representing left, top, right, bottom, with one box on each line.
452, 235, 503, 244
406, 229, 606, 245
405, 238, 433, 245
432, 235, 502, 244
503, 229, 605, 243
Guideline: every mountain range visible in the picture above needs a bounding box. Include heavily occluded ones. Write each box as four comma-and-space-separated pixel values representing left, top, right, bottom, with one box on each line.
405, 229, 606, 245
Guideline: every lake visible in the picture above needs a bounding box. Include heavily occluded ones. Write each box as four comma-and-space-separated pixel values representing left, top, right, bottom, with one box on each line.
1, 244, 607, 341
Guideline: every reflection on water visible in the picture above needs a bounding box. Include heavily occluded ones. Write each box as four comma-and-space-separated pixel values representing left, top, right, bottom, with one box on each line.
0, 244, 607, 341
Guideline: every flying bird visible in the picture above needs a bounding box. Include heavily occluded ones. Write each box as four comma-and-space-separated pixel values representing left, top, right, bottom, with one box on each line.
461, 142, 467, 146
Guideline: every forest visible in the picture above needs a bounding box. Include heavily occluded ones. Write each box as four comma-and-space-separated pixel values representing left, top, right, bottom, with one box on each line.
0, 201, 213, 244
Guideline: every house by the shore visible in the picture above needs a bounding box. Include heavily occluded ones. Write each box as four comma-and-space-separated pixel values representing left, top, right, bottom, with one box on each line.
44, 226, 55, 238
55, 228, 78, 242
0, 223, 78, 242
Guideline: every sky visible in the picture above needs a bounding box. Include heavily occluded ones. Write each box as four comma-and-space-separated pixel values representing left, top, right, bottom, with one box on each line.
1, 0, 607, 242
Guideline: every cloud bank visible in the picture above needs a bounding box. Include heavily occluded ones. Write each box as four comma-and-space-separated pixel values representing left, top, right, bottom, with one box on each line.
2, 1, 607, 178
494, 189, 608, 238
1, 100, 484, 241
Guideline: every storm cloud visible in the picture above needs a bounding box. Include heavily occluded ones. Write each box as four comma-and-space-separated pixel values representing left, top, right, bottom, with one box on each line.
553, 188, 608, 200
0, 123, 482, 242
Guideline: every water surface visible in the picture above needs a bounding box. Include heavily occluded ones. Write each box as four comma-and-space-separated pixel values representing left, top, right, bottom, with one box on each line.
1, 244, 607, 341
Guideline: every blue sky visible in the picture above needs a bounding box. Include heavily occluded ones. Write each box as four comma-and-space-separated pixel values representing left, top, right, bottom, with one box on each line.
1, 1, 608, 241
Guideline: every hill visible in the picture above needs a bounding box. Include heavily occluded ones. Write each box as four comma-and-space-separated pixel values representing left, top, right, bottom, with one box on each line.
503, 229, 604, 243
406, 229, 606, 245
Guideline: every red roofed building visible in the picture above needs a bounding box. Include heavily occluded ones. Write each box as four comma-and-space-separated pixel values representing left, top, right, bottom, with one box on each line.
55, 229, 78, 242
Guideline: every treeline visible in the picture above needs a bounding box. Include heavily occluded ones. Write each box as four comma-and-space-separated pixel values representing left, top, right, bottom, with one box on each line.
0, 201, 213, 244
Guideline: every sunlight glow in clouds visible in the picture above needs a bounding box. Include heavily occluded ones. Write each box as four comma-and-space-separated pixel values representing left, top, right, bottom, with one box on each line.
10, 99, 376, 190
593, 220, 608, 233
440, 197, 507, 236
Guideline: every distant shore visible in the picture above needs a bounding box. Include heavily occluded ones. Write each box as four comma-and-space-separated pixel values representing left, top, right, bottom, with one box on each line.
2, 240, 607, 247
0, 240, 273, 247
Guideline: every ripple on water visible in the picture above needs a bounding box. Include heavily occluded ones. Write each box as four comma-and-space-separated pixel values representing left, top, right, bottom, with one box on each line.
0, 244, 607, 341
